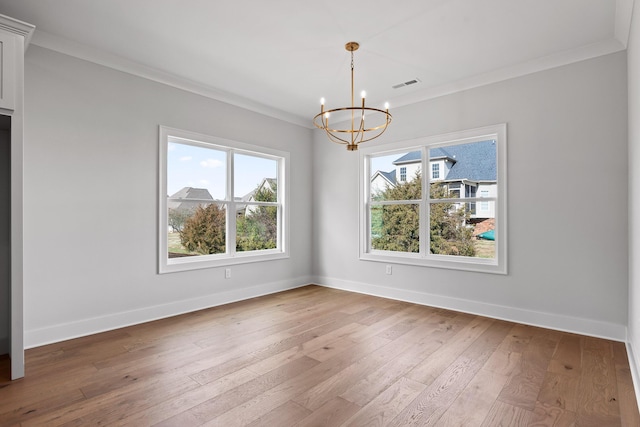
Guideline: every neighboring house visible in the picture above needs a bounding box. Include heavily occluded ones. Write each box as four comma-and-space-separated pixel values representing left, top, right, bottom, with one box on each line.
167, 187, 215, 233
370, 170, 396, 196
373, 140, 497, 223
167, 187, 214, 211
168, 180, 276, 219
238, 178, 277, 216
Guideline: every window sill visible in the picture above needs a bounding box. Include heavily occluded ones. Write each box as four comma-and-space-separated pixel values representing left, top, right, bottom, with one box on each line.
159, 251, 289, 274
360, 251, 507, 275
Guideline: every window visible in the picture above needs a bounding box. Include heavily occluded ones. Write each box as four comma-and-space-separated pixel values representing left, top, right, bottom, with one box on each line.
432, 163, 440, 179
400, 167, 407, 182
159, 126, 289, 273
480, 190, 490, 212
360, 124, 507, 274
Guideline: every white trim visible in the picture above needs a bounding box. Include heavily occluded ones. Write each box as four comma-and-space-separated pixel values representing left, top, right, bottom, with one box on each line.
158, 126, 290, 274
0, 14, 34, 48
389, 39, 626, 114
9, 23, 27, 380
29, 30, 626, 129
314, 277, 628, 342
360, 124, 507, 275
625, 341, 640, 415
31, 30, 308, 127
25, 276, 313, 349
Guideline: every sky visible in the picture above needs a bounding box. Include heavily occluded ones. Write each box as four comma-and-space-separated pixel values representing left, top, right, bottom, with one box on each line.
167, 142, 277, 199
370, 151, 410, 177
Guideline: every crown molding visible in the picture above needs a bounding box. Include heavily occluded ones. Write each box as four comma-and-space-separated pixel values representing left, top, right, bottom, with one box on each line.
30, 30, 310, 128
29, 28, 627, 130
0, 14, 35, 48
388, 38, 627, 112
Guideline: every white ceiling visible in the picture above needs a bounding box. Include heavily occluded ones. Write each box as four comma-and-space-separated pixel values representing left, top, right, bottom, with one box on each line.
0, 0, 634, 128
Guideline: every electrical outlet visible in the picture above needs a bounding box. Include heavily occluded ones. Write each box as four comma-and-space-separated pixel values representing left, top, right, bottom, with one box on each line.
225, 268, 231, 279
385, 265, 392, 275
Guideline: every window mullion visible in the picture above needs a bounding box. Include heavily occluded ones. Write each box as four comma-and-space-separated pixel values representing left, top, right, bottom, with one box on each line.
421, 146, 429, 257
277, 157, 283, 251
370, 199, 421, 206
228, 150, 236, 256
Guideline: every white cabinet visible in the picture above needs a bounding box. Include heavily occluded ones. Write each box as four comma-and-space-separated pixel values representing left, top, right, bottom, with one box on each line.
0, 13, 34, 380
0, 31, 16, 111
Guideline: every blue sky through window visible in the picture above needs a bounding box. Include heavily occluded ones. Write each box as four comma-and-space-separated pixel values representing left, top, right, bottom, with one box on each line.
167, 142, 277, 200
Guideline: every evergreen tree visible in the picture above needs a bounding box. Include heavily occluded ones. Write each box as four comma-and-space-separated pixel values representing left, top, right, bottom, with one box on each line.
236, 182, 278, 251
371, 173, 475, 256
179, 203, 226, 254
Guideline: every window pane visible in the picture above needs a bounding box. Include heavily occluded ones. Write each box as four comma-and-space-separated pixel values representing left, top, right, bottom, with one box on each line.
234, 154, 278, 201
428, 140, 496, 198
430, 202, 492, 258
370, 204, 419, 253
471, 203, 496, 259
167, 141, 226, 200
167, 203, 226, 257
429, 182, 463, 200
370, 151, 422, 201
236, 203, 278, 252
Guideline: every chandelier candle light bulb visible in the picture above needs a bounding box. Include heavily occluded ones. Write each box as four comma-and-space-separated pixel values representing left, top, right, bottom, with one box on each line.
313, 41, 392, 151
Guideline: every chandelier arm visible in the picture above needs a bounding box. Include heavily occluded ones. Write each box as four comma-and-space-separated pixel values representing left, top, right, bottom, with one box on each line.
320, 114, 351, 145
354, 109, 365, 145
325, 131, 351, 145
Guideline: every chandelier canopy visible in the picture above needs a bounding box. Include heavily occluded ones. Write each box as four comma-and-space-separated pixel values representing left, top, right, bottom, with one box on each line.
313, 42, 392, 151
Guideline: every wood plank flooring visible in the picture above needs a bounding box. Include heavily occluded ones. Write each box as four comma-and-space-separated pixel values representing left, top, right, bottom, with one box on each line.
0, 285, 638, 426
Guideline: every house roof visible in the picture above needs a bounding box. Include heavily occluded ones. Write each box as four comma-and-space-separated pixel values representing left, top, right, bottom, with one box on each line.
394, 140, 496, 182
379, 170, 396, 185
168, 187, 214, 211
240, 177, 277, 202
436, 140, 496, 181
169, 187, 214, 200
393, 151, 421, 165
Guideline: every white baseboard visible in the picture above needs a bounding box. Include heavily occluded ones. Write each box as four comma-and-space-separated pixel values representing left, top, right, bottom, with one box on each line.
626, 342, 640, 414
313, 276, 627, 342
25, 276, 314, 349
24, 275, 628, 349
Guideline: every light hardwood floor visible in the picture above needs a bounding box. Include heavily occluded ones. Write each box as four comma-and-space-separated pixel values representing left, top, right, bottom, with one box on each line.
1, 285, 638, 426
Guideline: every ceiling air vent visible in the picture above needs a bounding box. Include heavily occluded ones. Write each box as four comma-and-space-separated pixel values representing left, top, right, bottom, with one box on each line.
392, 78, 421, 89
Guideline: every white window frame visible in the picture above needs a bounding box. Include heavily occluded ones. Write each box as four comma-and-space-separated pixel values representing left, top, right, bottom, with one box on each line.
399, 166, 407, 182
159, 126, 290, 274
359, 124, 507, 274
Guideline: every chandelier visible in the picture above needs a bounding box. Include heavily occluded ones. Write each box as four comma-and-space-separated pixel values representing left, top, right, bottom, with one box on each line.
313, 42, 392, 151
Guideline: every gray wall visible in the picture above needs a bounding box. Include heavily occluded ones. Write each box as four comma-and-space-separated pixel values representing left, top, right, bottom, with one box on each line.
313, 52, 629, 339
23, 46, 313, 346
0, 129, 9, 355
21, 43, 630, 347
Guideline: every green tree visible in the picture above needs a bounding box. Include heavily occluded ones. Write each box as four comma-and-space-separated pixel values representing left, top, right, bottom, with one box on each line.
371, 173, 476, 256
237, 183, 278, 251
371, 173, 421, 253
429, 184, 475, 256
179, 203, 226, 254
